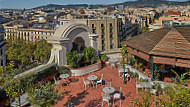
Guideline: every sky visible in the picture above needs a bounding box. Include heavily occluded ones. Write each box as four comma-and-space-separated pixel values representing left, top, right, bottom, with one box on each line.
0, 0, 188, 9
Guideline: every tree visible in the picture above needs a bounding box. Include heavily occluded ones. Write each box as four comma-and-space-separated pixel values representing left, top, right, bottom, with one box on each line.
6, 39, 52, 67
27, 82, 62, 107
34, 40, 52, 64
4, 78, 25, 107
0, 61, 26, 107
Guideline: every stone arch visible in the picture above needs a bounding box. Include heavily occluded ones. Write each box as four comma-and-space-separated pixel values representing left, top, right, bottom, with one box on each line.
47, 22, 98, 66
71, 37, 86, 52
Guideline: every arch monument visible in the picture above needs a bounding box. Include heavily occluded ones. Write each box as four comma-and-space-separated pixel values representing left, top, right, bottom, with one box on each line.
47, 22, 98, 66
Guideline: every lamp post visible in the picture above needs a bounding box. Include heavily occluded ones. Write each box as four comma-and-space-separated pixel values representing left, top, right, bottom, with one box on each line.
122, 54, 126, 84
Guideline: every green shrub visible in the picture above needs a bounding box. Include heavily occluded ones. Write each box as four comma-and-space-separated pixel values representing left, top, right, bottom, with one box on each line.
129, 72, 134, 77
66, 47, 98, 68
138, 78, 148, 82
137, 62, 143, 69
101, 54, 107, 61
58, 66, 69, 74
83, 47, 97, 64
133, 72, 139, 79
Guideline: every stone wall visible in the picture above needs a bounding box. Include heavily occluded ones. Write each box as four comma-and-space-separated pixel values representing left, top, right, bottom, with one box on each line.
70, 61, 102, 76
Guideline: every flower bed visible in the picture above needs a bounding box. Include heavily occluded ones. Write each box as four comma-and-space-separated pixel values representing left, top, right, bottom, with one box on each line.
69, 61, 102, 76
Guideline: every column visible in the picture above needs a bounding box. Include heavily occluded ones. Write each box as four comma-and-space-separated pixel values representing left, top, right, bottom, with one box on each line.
150, 55, 154, 81
89, 34, 98, 55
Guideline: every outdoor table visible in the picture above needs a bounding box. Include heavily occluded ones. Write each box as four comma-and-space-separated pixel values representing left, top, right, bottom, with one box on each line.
59, 74, 70, 85
103, 86, 115, 94
60, 74, 70, 79
108, 58, 119, 63
118, 68, 129, 77
87, 75, 98, 88
108, 58, 119, 68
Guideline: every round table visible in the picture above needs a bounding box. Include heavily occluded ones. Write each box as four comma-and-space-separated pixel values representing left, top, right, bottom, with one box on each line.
60, 74, 70, 79
108, 58, 118, 63
87, 75, 98, 81
88, 75, 98, 88
103, 87, 115, 94
59, 74, 70, 86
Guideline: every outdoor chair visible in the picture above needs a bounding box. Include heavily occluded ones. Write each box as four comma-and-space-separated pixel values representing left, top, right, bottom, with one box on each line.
150, 89, 156, 95
111, 63, 116, 68
67, 102, 75, 107
113, 87, 122, 106
105, 81, 112, 87
105, 61, 110, 66
53, 77, 61, 89
82, 77, 90, 90
62, 78, 69, 86
101, 93, 111, 107
96, 74, 103, 88
136, 82, 142, 93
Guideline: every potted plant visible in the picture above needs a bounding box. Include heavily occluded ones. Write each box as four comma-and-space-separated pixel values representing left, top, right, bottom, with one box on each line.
133, 73, 139, 82
58, 66, 69, 75
129, 72, 134, 81
100, 54, 107, 63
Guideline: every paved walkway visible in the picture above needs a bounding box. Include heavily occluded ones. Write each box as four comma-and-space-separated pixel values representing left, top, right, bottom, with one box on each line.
54, 66, 139, 107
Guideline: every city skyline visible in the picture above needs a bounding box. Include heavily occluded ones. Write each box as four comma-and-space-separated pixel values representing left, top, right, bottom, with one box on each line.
0, 0, 188, 9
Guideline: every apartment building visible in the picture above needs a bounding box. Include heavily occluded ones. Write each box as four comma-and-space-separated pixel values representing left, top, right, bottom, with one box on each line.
4, 26, 55, 42
156, 12, 190, 26
59, 18, 128, 52
0, 25, 6, 66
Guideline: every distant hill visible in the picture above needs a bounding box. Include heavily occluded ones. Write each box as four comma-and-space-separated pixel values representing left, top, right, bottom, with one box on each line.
32, 0, 190, 10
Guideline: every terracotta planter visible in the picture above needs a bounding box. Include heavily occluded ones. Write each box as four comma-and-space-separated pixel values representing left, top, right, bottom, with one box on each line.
133, 78, 136, 82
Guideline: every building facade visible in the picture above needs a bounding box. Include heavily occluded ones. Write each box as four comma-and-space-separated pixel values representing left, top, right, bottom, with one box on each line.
0, 25, 6, 66
4, 26, 55, 42
59, 18, 139, 52
156, 12, 190, 26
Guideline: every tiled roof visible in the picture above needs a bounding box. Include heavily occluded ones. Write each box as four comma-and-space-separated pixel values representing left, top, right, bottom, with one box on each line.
164, 12, 181, 15
125, 28, 190, 59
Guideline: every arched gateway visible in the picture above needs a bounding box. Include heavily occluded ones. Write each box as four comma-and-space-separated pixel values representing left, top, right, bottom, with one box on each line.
47, 22, 98, 66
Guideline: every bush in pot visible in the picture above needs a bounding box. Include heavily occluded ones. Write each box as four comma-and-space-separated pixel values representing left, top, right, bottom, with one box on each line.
101, 54, 107, 62
58, 66, 69, 74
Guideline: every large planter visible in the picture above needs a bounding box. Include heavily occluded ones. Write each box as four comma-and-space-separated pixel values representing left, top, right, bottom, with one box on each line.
69, 61, 102, 76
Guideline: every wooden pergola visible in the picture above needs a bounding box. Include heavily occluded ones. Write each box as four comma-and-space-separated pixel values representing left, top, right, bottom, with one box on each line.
125, 28, 190, 80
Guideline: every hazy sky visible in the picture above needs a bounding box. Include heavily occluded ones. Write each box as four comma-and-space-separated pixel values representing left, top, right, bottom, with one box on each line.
0, 0, 188, 9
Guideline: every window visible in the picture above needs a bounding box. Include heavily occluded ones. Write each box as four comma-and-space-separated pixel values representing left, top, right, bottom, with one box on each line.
101, 29, 104, 34
102, 46, 105, 51
110, 23, 113, 27
101, 35, 104, 39
110, 44, 113, 49
110, 28, 113, 34
92, 24, 95, 28
101, 24, 104, 28
110, 34, 113, 39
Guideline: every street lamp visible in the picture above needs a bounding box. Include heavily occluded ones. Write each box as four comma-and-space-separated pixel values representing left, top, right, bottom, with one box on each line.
122, 54, 126, 84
